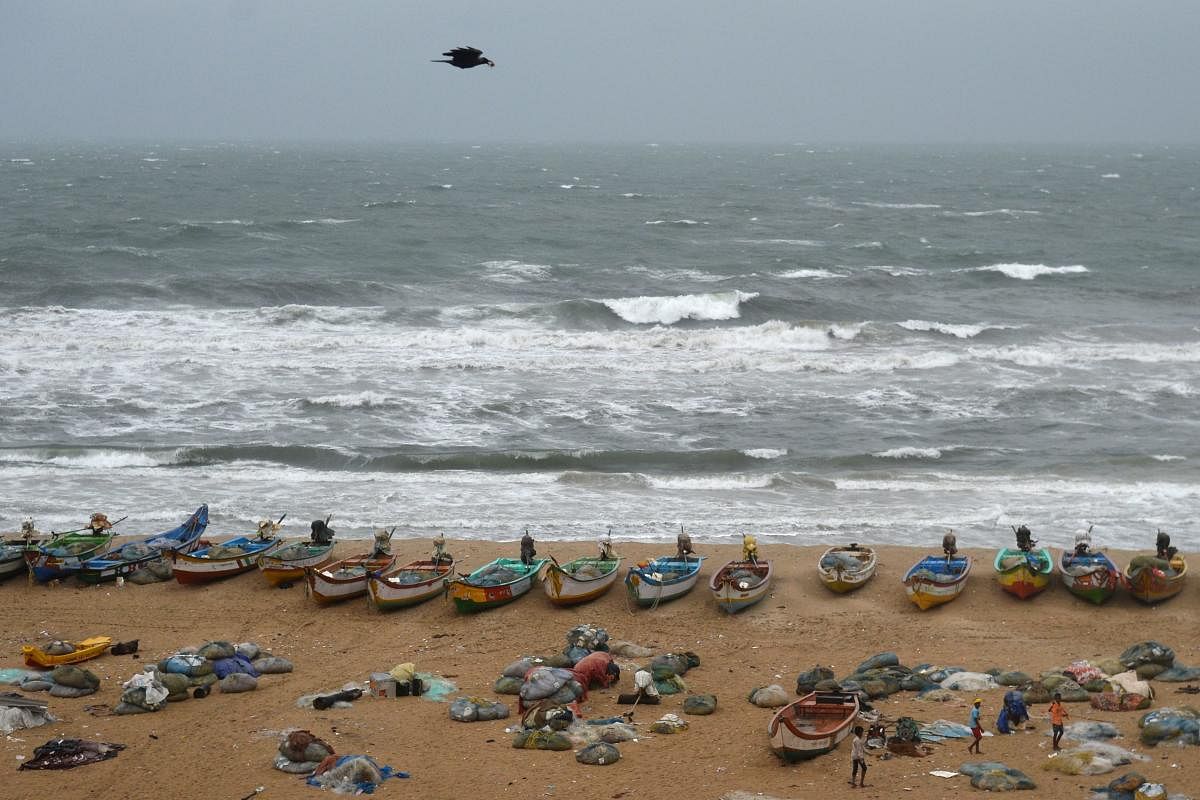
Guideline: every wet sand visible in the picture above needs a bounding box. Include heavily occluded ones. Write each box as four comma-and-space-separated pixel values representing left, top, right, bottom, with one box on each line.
1, 539, 1196, 800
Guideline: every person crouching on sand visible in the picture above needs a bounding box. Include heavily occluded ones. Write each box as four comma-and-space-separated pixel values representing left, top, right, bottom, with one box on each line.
967, 698, 983, 754
849, 725, 868, 787
1049, 692, 1069, 750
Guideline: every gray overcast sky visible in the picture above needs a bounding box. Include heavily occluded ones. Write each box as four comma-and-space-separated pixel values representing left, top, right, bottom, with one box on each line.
2, 0, 1198, 143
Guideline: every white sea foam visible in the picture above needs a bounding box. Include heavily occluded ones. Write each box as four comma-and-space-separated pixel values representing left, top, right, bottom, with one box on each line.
0, 449, 172, 469
742, 448, 788, 460
898, 319, 1007, 338
852, 241, 884, 249
863, 265, 927, 277
1101, 173, 1120, 179
141, 157, 166, 162
287, 218, 360, 225
968, 263, 1089, 280
480, 260, 552, 283
1152, 454, 1186, 462
621, 192, 644, 198
8, 158, 33, 163
301, 391, 391, 409
778, 268, 841, 279
873, 447, 943, 460
645, 219, 704, 226
827, 322, 867, 340
645, 474, 776, 490
601, 290, 758, 325
852, 201, 942, 209
736, 238, 824, 247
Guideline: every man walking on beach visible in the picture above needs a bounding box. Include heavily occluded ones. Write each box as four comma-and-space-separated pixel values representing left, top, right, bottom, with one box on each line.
967, 698, 983, 754
1049, 692, 1069, 750
849, 725, 868, 787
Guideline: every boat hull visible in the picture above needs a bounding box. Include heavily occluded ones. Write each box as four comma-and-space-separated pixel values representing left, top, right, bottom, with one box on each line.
994, 548, 1053, 600
709, 559, 772, 613
26, 533, 115, 582
368, 560, 454, 610
1060, 552, 1123, 605
817, 546, 877, 594
903, 556, 972, 611
172, 537, 284, 585
449, 558, 548, 613
307, 554, 396, 604
768, 692, 860, 762
625, 556, 704, 608
1125, 555, 1187, 604
258, 543, 335, 587
542, 557, 622, 606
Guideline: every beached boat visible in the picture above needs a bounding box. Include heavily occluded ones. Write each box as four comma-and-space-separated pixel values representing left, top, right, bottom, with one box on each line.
26, 531, 118, 583
1060, 550, 1124, 604
171, 535, 283, 585
709, 559, 773, 613
368, 558, 456, 610
1124, 553, 1188, 604
903, 555, 972, 610
993, 547, 1054, 600
307, 553, 396, 604
449, 557, 549, 613
258, 541, 335, 587
77, 505, 209, 584
624, 556, 705, 609
817, 545, 877, 594
22, 635, 113, 668
768, 691, 861, 762
542, 555, 623, 606
1, 523, 46, 581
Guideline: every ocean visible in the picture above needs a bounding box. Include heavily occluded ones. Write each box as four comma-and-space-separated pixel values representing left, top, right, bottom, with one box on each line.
1, 142, 1197, 549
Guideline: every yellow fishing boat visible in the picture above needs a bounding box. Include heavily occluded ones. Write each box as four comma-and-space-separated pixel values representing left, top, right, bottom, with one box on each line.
22, 635, 113, 668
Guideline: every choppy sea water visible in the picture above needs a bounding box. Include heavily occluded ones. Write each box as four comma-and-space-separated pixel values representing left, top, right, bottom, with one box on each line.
1, 143, 1197, 548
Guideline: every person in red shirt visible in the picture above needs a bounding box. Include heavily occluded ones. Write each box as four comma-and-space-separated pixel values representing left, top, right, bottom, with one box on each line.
1049, 692, 1069, 750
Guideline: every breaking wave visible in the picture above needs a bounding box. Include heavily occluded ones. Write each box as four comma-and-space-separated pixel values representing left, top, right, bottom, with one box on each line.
601, 290, 759, 325
966, 263, 1089, 280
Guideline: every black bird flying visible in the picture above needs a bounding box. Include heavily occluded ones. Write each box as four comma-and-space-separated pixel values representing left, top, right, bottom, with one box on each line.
433, 46, 495, 69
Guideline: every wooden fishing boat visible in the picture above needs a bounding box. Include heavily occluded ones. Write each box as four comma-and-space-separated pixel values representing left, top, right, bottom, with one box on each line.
1059, 550, 1124, 604
258, 541, 335, 587
171, 536, 283, 585
903, 555, 972, 610
368, 558, 456, 610
449, 557, 549, 613
307, 552, 396, 604
22, 635, 113, 668
817, 545, 877, 594
709, 559, 773, 613
1, 524, 46, 581
993, 547, 1054, 600
1124, 553, 1188, 604
77, 505, 209, 584
768, 691, 861, 762
26, 531, 117, 583
624, 556, 705, 608
542, 555, 622, 606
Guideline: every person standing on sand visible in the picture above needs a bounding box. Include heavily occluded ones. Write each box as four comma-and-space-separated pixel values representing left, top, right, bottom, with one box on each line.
967, 698, 983, 754
1049, 692, 1069, 750
849, 725, 868, 787
520, 530, 537, 565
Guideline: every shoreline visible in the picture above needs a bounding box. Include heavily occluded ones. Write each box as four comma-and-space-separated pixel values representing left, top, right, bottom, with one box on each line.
2, 540, 1196, 800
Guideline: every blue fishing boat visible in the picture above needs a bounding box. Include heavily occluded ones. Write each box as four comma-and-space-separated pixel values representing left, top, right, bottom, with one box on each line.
625, 555, 704, 608
903, 555, 972, 610
77, 505, 209, 584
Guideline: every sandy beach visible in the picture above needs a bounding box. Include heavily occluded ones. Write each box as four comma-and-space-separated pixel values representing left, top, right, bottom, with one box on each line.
1, 538, 1196, 800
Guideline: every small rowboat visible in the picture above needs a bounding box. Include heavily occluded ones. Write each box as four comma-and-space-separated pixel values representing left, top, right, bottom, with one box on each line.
258, 541, 335, 587
543, 556, 622, 606
25, 531, 116, 583
78, 505, 209, 584
1125, 553, 1188, 604
903, 555, 972, 610
368, 559, 456, 610
449, 557, 549, 613
1060, 550, 1124, 605
709, 559, 773, 613
307, 553, 396, 604
22, 635, 114, 668
817, 545, 877, 594
1, 542, 38, 581
624, 556, 704, 609
768, 691, 861, 762
993, 547, 1054, 600
171, 536, 284, 585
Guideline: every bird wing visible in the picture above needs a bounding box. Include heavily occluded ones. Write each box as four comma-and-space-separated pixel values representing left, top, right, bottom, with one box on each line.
444, 46, 483, 58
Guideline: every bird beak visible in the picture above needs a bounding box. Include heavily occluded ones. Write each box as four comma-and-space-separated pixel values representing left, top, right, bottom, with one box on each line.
488, 61, 495, 67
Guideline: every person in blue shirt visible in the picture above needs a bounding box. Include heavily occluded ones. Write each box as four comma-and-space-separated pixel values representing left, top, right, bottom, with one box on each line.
967, 698, 983, 754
